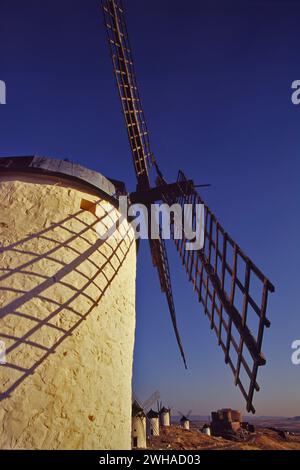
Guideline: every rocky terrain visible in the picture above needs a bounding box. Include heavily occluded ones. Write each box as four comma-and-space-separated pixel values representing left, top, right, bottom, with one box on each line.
147, 425, 300, 450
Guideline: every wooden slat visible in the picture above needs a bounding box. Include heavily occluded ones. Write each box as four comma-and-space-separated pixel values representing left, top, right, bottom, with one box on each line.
225, 244, 237, 363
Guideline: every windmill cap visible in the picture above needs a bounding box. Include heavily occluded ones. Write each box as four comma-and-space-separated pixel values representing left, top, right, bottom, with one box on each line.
160, 407, 170, 413
180, 415, 189, 421
0, 156, 121, 201
147, 409, 159, 418
132, 401, 145, 417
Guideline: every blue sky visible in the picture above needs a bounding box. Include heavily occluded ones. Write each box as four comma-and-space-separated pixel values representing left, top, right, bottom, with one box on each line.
0, 0, 299, 416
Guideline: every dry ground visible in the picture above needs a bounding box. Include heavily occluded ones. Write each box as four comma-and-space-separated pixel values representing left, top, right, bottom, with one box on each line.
147, 425, 300, 450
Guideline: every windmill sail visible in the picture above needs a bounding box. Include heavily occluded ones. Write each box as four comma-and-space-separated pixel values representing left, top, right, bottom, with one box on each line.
141, 390, 161, 412
102, 0, 187, 367
102, 0, 274, 413
102, 0, 153, 184
161, 171, 275, 413
150, 234, 187, 369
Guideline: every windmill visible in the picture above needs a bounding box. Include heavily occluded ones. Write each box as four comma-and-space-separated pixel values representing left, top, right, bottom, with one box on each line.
146, 409, 160, 437
157, 401, 171, 427
178, 410, 192, 430
132, 401, 146, 449
132, 391, 161, 442
101, 0, 274, 414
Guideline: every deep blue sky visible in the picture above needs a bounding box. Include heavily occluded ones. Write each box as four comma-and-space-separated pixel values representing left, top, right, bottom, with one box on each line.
1, 0, 299, 416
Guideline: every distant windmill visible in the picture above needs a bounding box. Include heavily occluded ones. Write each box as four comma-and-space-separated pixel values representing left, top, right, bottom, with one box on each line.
101, 0, 275, 414
132, 391, 161, 444
157, 401, 171, 427
178, 410, 192, 430
146, 409, 160, 437
132, 401, 146, 449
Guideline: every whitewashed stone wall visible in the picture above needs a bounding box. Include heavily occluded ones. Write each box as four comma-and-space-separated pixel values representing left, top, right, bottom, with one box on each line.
0, 177, 136, 449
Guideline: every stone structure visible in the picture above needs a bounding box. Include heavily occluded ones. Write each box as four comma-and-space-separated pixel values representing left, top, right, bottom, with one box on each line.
211, 408, 242, 437
180, 416, 190, 430
131, 401, 146, 449
0, 157, 136, 449
202, 424, 211, 436
159, 407, 171, 427
146, 409, 160, 437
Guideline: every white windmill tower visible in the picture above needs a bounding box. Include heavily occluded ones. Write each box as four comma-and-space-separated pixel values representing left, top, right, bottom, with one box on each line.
178, 410, 192, 430
132, 391, 160, 446
202, 423, 211, 436
146, 409, 160, 437
132, 401, 147, 449
158, 401, 171, 427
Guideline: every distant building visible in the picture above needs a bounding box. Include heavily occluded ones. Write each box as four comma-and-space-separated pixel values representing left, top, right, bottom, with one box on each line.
211, 408, 242, 437
147, 409, 160, 436
202, 424, 211, 436
159, 407, 171, 427
180, 416, 190, 430
132, 401, 147, 449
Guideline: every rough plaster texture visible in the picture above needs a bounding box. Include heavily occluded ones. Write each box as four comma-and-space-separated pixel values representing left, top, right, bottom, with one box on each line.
0, 178, 136, 449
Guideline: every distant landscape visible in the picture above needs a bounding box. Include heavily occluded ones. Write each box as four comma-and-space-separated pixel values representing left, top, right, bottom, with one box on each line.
148, 417, 300, 450
172, 416, 300, 435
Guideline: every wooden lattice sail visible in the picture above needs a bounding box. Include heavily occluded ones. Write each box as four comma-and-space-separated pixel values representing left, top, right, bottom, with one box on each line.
102, 0, 274, 412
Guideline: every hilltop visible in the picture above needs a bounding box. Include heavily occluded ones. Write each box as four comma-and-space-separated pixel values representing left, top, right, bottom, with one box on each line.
147, 425, 300, 451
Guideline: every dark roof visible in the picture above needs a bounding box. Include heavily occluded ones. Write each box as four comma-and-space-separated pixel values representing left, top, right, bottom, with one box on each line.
132, 401, 145, 418
180, 415, 189, 422
160, 407, 170, 414
0, 156, 122, 202
147, 409, 159, 419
